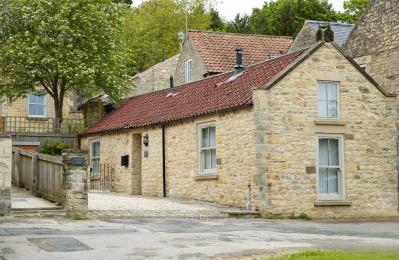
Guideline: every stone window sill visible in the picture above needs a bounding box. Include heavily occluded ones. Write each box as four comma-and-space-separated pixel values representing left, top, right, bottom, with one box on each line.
314, 120, 345, 126
26, 117, 49, 121
314, 200, 352, 206
194, 174, 218, 180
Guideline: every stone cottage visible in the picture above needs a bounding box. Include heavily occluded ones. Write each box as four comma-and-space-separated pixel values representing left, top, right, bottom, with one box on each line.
289, 20, 355, 53
343, 0, 399, 94
174, 30, 293, 86
80, 29, 398, 219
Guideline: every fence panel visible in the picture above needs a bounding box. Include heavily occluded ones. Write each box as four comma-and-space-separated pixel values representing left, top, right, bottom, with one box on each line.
12, 148, 64, 205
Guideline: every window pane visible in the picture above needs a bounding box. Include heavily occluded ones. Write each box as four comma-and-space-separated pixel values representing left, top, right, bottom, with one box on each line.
328, 139, 339, 166
318, 84, 327, 100
36, 105, 44, 116
327, 101, 337, 117
201, 128, 208, 148
29, 104, 37, 115
92, 158, 100, 176
319, 168, 328, 194
328, 168, 339, 193
211, 149, 216, 169
37, 95, 45, 104
319, 139, 329, 166
209, 127, 216, 147
92, 142, 100, 157
29, 94, 37, 104
318, 100, 327, 117
327, 84, 337, 100
204, 150, 212, 169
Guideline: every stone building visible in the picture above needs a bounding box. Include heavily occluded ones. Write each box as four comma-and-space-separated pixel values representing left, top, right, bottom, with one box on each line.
343, 0, 399, 94
289, 20, 355, 52
174, 30, 293, 86
80, 30, 398, 219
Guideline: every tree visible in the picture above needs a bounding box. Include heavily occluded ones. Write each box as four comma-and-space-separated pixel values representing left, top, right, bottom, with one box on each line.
209, 8, 225, 31
339, 0, 370, 23
0, 0, 131, 122
226, 14, 252, 34
124, 0, 212, 74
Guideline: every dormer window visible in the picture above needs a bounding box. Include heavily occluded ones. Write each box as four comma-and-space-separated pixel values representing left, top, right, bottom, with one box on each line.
185, 59, 192, 83
318, 82, 339, 119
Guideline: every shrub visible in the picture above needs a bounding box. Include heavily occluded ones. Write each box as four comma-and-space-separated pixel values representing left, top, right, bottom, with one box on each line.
41, 142, 69, 156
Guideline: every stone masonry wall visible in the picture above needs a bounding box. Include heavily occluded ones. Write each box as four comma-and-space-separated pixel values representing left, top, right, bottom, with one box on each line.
254, 43, 398, 219
165, 108, 257, 209
344, 0, 399, 93
289, 23, 317, 53
174, 38, 207, 86
0, 136, 11, 214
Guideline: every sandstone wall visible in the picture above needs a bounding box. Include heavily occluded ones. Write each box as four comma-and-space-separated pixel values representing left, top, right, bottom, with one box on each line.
0, 136, 11, 214
174, 38, 207, 86
289, 23, 316, 53
344, 0, 399, 93
254, 43, 398, 219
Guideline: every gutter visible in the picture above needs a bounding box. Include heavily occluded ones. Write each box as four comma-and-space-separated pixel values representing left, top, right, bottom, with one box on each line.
162, 124, 166, 197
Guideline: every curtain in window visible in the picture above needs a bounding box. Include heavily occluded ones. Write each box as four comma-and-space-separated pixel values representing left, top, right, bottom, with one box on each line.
319, 138, 339, 194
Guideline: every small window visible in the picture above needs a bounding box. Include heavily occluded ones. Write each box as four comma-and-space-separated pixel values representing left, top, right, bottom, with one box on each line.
198, 124, 216, 174
359, 64, 367, 72
317, 135, 344, 199
318, 82, 339, 119
91, 141, 100, 176
185, 59, 192, 83
28, 94, 47, 117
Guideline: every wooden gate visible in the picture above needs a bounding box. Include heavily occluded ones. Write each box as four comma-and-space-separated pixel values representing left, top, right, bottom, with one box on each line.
12, 148, 64, 205
89, 163, 113, 191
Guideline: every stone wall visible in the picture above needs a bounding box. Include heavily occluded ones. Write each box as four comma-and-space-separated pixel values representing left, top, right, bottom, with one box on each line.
344, 0, 399, 93
254, 43, 398, 219
289, 23, 317, 53
174, 38, 207, 86
0, 136, 11, 215
83, 100, 104, 128
62, 150, 88, 217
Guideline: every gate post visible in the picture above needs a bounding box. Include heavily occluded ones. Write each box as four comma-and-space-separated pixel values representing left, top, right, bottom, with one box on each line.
0, 136, 12, 215
62, 149, 88, 218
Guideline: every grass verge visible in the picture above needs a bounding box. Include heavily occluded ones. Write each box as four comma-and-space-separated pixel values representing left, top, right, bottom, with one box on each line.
265, 250, 399, 260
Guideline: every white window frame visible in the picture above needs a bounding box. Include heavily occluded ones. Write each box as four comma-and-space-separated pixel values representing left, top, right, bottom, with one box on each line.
90, 140, 101, 177
317, 81, 340, 120
27, 93, 47, 118
316, 134, 345, 200
185, 59, 193, 83
197, 122, 216, 175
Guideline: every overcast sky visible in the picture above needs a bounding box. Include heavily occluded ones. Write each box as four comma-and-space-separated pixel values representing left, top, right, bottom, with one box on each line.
133, 0, 345, 21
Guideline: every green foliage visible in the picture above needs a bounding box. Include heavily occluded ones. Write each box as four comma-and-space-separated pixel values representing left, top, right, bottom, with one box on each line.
288, 212, 312, 220
0, 0, 131, 118
265, 250, 399, 260
209, 8, 225, 32
124, 0, 213, 74
69, 213, 88, 220
226, 0, 339, 36
338, 0, 371, 23
0, 212, 5, 217
41, 141, 69, 155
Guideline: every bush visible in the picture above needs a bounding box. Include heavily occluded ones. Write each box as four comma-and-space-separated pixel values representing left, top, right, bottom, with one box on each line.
41, 142, 69, 155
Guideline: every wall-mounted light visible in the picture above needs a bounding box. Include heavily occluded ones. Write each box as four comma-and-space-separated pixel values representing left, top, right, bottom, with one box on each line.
143, 134, 149, 147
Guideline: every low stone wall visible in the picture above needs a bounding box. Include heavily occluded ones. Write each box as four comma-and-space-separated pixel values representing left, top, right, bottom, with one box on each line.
0, 136, 11, 215
62, 150, 89, 217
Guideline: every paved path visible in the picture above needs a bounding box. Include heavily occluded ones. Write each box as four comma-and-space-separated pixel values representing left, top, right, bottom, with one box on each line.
88, 192, 236, 218
1, 217, 399, 259
11, 187, 61, 210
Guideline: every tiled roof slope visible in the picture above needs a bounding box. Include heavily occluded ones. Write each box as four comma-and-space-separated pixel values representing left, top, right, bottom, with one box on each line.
306, 20, 355, 47
189, 30, 293, 74
80, 48, 307, 136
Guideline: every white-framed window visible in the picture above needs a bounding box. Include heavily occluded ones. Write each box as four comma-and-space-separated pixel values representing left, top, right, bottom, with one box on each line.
28, 93, 47, 117
91, 141, 101, 177
318, 82, 339, 119
316, 134, 345, 200
185, 59, 193, 83
359, 64, 367, 72
198, 123, 216, 174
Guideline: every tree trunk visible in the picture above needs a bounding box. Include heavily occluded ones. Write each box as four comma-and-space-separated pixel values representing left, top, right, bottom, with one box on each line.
53, 96, 63, 133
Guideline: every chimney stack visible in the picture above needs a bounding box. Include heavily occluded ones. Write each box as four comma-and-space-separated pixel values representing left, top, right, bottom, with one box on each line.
316, 24, 334, 43
169, 76, 174, 94
234, 48, 245, 75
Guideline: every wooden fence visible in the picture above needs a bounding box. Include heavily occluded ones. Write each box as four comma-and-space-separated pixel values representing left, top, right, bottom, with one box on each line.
12, 148, 64, 205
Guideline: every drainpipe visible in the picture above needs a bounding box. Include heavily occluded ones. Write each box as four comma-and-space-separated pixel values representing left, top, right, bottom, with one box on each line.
162, 124, 166, 197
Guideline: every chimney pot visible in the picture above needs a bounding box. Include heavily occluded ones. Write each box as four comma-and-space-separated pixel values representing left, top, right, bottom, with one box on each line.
169, 76, 174, 93
234, 48, 245, 74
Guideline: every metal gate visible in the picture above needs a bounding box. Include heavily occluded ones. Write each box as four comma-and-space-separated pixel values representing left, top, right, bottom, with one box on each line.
89, 163, 113, 191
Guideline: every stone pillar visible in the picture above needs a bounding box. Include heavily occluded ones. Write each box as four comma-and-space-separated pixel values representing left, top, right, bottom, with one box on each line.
62, 149, 88, 217
0, 136, 12, 215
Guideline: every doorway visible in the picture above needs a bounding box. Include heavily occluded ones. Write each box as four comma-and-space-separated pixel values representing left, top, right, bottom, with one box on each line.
131, 134, 142, 195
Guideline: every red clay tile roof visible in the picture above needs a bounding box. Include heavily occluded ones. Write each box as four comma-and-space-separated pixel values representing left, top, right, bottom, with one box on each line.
189, 30, 293, 74
80, 48, 307, 136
